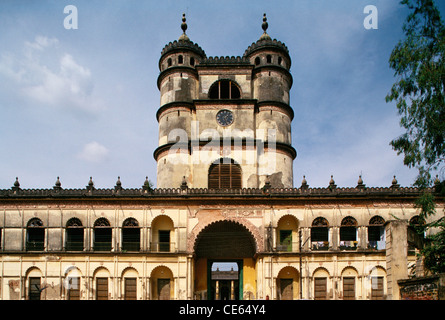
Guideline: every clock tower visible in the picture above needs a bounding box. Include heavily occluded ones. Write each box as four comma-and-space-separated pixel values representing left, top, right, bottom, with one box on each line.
154, 14, 296, 189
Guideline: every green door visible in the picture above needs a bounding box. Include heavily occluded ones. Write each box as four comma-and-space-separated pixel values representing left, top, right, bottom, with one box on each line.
280, 230, 292, 252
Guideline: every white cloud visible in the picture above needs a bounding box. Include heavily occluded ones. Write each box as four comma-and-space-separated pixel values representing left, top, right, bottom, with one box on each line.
77, 141, 109, 163
0, 35, 103, 114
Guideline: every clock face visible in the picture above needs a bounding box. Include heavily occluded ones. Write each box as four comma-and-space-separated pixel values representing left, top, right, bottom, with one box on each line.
216, 109, 234, 126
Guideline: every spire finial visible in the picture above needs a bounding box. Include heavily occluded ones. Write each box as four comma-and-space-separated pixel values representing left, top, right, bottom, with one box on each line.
259, 13, 271, 41
179, 13, 190, 41
262, 13, 268, 33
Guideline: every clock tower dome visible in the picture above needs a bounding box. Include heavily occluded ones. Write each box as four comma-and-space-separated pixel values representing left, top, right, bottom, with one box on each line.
154, 14, 296, 189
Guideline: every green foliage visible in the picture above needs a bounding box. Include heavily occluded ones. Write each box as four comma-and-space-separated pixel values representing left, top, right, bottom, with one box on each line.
387, 0, 445, 274
386, 0, 445, 188
422, 217, 445, 274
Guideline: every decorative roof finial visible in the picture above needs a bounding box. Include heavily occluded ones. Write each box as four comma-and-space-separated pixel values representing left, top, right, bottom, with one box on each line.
260, 13, 271, 40
54, 176, 62, 191
262, 13, 268, 32
181, 176, 188, 190
391, 175, 400, 189
329, 175, 337, 190
115, 176, 122, 192
179, 13, 190, 41
301, 175, 309, 190
14, 177, 20, 188
356, 175, 365, 189
12, 177, 21, 192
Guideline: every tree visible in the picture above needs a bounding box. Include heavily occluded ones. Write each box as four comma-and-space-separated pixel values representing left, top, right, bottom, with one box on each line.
386, 0, 445, 274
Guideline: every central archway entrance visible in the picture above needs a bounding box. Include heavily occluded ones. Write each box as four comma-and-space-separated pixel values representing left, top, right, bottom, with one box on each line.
193, 220, 257, 300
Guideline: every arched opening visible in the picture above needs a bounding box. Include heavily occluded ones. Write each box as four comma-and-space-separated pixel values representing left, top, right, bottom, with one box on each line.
341, 267, 358, 300
64, 266, 82, 300
193, 220, 257, 300
122, 218, 140, 251
93, 267, 110, 300
66, 217, 84, 251
277, 266, 299, 300
276, 215, 299, 252
151, 215, 175, 252
208, 79, 241, 99
368, 216, 385, 250
340, 216, 358, 250
313, 267, 330, 300
151, 266, 174, 300
26, 218, 44, 251
369, 266, 387, 300
122, 267, 139, 300
93, 218, 112, 251
311, 217, 329, 251
208, 158, 242, 189
26, 267, 43, 300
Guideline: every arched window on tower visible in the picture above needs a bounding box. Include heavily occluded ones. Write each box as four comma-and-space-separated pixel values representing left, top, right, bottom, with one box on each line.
208, 80, 241, 99
208, 158, 242, 189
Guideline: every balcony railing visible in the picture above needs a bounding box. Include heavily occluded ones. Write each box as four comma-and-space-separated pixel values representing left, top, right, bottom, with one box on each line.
93, 242, 112, 251
276, 240, 299, 252
121, 242, 140, 252
150, 241, 175, 252
26, 241, 44, 251
368, 240, 386, 250
311, 241, 329, 251
339, 240, 358, 250
65, 241, 84, 251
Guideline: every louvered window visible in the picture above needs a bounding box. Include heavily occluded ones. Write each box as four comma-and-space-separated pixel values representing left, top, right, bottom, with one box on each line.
208, 158, 241, 189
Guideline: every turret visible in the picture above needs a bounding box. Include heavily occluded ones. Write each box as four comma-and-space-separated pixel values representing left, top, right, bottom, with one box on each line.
155, 14, 206, 188
245, 14, 295, 188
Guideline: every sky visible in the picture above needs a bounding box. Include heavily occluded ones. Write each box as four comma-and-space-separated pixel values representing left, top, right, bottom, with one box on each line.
1, 0, 444, 190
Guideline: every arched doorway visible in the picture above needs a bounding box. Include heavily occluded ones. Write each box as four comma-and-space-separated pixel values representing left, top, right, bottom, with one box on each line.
277, 266, 299, 300
193, 220, 257, 300
151, 266, 174, 300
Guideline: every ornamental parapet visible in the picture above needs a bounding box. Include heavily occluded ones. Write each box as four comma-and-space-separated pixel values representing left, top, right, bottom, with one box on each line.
0, 178, 435, 200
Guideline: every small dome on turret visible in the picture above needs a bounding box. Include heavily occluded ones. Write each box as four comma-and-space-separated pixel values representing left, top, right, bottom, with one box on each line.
243, 13, 290, 64
160, 13, 206, 63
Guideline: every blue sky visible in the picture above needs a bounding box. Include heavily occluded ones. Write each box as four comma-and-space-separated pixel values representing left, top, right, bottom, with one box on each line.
0, 0, 444, 190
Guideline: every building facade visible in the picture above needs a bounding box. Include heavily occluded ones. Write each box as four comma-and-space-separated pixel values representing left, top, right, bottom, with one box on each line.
0, 14, 443, 300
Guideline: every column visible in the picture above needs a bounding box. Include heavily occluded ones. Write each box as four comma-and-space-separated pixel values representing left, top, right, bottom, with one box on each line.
385, 220, 408, 300
215, 280, 219, 300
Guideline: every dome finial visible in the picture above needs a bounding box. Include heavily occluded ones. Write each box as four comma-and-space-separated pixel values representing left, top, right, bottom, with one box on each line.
179, 13, 190, 41
260, 13, 271, 40
262, 13, 268, 32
